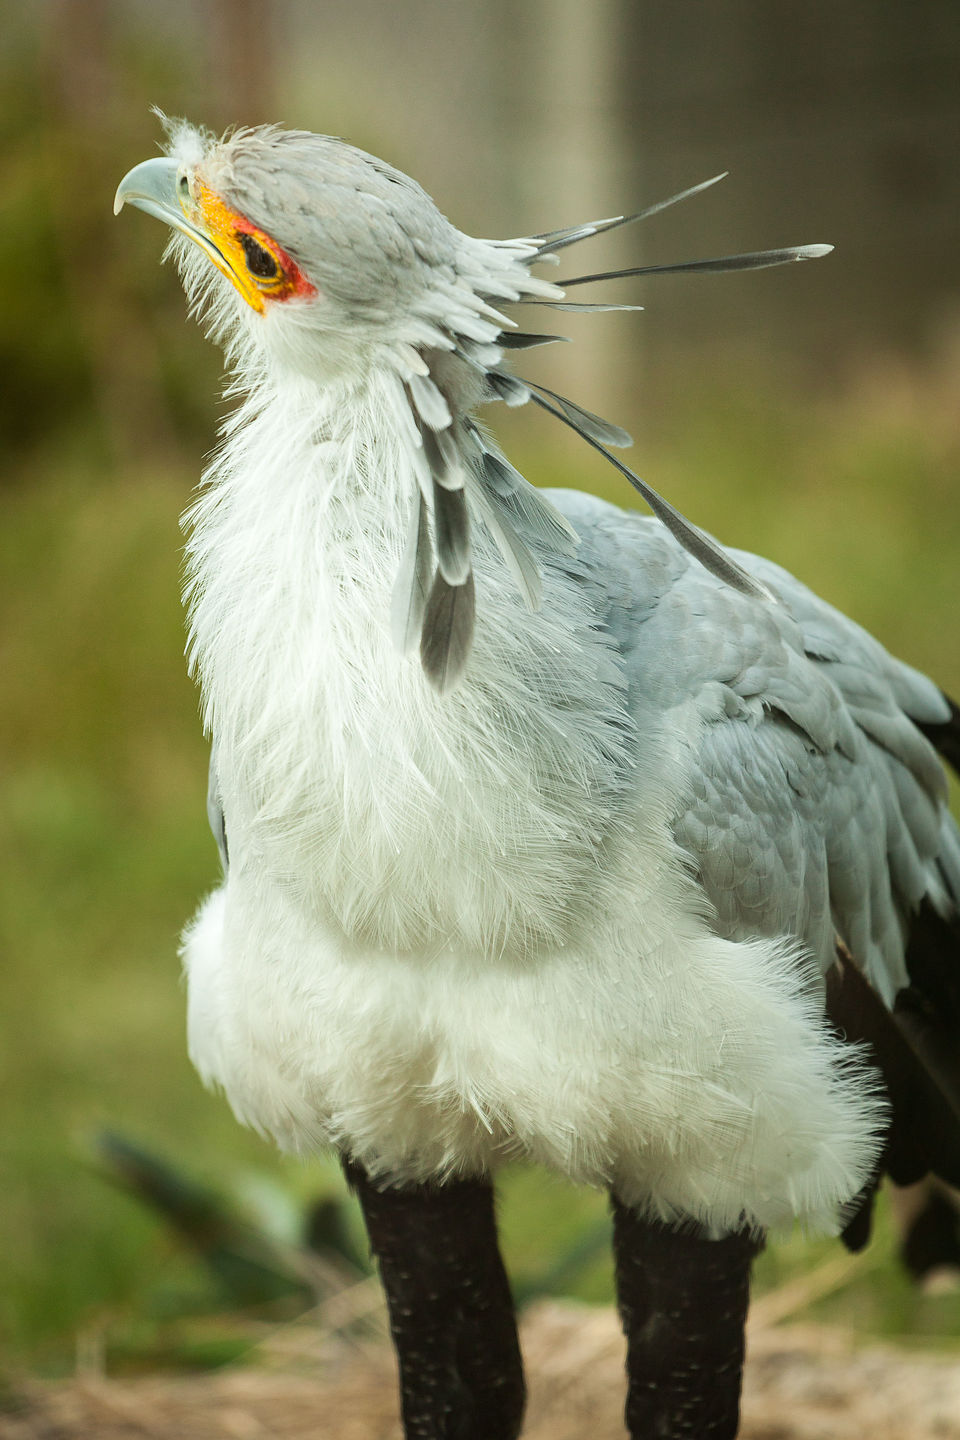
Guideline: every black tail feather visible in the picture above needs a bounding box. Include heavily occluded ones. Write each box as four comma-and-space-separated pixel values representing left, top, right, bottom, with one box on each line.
895, 900, 960, 1120
828, 672, 960, 1250
898, 1185, 960, 1280
827, 939, 960, 1252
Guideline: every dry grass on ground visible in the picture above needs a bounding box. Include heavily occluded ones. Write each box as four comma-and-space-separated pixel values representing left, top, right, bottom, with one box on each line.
6, 1273, 960, 1440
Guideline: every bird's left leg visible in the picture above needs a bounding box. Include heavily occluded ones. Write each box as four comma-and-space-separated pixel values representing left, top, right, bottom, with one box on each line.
344, 1158, 525, 1440
611, 1196, 764, 1439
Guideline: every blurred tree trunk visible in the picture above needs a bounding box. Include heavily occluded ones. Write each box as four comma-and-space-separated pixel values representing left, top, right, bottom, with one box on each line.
521, 0, 634, 419
47, 0, 111, 121
206, 0, 276, 125
617, 0, 960, 370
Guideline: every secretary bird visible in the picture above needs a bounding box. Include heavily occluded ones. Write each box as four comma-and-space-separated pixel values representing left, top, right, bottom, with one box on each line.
115, 119, 960, 1439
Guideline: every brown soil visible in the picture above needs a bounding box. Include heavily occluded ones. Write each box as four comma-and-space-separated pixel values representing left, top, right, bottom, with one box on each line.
5, 1296, 960, 1440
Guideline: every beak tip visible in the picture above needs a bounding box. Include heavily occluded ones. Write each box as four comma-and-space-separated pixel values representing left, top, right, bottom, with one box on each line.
112, 156, 180, 222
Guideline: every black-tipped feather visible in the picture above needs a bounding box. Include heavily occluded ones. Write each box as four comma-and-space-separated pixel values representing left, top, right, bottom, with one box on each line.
464, 468, 543, 611
421, 423, 464, 491
407, 372, 452, 430
530, 174, 728, 257
433, 481, 471, 585
558, 244, 833, 289
523, 300, 645, 314
530, 218, 621, 248
475, 447, 517, 499
476, 449, 579, 552
486, 371, 531, 407
391, 492, 432, 654
527, 390, 772, 601
420, 571, 476, 695
519, 379, 633, 449
498, 331, 571, 351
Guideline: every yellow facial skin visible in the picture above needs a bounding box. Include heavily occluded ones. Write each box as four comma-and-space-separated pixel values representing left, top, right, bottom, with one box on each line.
183, 174, 317, 314
115, 156, 318, 316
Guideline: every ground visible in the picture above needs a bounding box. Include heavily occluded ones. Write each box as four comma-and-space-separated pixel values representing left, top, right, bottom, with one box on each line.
6, 1296, 960, 1440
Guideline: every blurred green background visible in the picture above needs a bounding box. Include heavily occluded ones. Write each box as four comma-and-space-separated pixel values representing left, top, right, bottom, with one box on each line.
2, 0, 960, 1384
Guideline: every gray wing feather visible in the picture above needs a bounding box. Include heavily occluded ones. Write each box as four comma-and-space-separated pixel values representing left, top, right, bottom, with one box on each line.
543, 491, 957, 1009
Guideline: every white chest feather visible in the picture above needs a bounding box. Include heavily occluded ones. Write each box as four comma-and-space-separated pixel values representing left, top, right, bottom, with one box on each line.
180, 370, 883, 1235
184, 371, 631, 955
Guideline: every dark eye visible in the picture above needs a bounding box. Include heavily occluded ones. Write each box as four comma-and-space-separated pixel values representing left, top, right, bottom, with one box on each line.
238, 232, 278, 280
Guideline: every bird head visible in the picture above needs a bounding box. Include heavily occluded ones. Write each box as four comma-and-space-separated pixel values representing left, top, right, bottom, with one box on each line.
114, 117, 543, 390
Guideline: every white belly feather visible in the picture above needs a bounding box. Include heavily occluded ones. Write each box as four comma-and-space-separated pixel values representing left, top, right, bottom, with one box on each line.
182, 814, 883, 1235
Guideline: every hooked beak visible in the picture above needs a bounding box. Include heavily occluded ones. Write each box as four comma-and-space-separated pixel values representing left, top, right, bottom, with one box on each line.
114, 157, 228, 272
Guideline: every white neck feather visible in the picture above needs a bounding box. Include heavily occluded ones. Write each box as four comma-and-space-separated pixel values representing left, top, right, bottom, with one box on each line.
184, 365, 632, 957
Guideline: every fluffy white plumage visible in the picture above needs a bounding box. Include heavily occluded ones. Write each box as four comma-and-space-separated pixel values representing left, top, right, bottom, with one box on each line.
179, 362, 884, 1234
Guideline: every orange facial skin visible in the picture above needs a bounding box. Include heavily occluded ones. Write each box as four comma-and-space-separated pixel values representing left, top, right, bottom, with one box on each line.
187, 175, 317, 314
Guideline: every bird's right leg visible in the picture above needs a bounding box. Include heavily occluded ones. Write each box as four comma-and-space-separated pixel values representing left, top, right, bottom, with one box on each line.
611, 1197, 763, 1439
344, 1158, 525, 1440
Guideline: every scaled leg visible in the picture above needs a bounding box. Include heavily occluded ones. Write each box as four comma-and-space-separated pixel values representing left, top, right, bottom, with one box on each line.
611, 1196, 763, 1439
344, 1159, 525, 1440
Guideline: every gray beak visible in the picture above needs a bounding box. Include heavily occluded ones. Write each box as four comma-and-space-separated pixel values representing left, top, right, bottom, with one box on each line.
114, 156, 182, 222
114, 156, 228, 272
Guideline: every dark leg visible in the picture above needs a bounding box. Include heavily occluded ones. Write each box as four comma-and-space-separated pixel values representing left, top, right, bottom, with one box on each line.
344, 1159, 525, 1440
611, 1196, 763, 1439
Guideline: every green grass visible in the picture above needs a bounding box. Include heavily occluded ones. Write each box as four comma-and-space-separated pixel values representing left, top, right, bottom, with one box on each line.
2, 365, 959, 1375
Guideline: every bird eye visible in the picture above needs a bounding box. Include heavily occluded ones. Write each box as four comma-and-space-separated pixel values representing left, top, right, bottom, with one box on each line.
238, 232, 279, 280
177, 172, 190, 201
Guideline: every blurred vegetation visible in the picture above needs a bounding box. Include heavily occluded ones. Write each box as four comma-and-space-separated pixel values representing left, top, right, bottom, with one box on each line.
2, 0, 960, 1392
